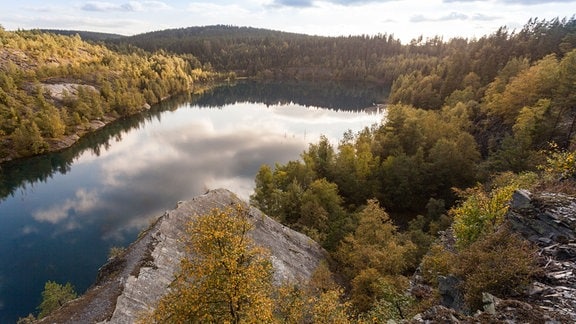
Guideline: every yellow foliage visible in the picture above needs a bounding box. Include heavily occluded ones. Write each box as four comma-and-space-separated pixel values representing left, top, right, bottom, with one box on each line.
540, 142, 576, 179
451, 184, 516, 248
310, 289, 352, 324
146, 205, 275, 323
337, 199, 415, 279
420, 243, 456, 287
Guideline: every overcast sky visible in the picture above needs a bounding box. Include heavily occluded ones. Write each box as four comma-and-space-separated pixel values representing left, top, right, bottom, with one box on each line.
1, 0, 574, 43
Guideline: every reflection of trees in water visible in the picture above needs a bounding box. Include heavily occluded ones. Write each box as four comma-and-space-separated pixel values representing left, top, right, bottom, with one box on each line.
191, 81, 389, 111
0, 94, 191, 202
0, 81, 387, 201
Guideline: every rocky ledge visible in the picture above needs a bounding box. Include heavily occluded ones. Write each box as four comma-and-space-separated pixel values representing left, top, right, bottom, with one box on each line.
415, 189, 576, 323
38, 189, 326, 323
507, 189, 576, 321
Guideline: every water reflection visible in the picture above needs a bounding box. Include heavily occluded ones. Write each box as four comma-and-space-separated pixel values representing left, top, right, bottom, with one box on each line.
0, 81, 386, 322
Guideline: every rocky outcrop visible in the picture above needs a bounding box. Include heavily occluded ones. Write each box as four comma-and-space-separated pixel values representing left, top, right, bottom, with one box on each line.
507, 189, 576, 321
38, 189, 326, 323
412, 189, 576, 323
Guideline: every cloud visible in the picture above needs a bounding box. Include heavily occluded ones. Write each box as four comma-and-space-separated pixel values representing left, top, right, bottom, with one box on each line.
81, 1, 170, 12
33, 189, 99, 224
82, 1, 131, 12
272, 0, 314, 7
411, 11, 500, 23
271, 0, 397, 7
443, 0, 576, 3
21, 225, 39, 235
471, 13, 500, 21
22, 5, 54, 13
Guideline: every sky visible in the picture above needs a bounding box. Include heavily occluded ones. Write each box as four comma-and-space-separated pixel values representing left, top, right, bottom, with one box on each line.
1, 0, 575, 43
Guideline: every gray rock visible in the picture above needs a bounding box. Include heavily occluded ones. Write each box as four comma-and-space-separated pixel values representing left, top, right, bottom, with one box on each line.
438, 275, 466, 313
511, 189, 532, 211
38, 189, 326, 323
482, 292, 499, 315
506, 190, 576, 321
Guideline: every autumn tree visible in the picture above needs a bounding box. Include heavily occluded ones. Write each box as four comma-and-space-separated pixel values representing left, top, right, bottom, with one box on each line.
275, 261, 351, 324
336, 199, 415, 313
148, 205, 275, 323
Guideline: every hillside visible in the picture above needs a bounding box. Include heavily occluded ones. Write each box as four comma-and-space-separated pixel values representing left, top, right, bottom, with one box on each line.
110, 19, 576, 89
4, 17, 576, 322
0, 28, 215, 162
39, 29, 126, 42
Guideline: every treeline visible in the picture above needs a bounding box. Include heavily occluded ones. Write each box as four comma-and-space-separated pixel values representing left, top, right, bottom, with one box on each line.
114, 18, 575, 87
0, 28, 215, 160
249, 19, 576, 319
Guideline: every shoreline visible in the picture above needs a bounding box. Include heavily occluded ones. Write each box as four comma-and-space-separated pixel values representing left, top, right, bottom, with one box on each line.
0, 82, 221, 165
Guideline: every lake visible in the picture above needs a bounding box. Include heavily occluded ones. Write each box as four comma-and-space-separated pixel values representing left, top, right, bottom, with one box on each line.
0, 81, 387, 322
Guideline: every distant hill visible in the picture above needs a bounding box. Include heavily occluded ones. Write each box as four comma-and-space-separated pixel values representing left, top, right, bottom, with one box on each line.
110, 24, 404, 81
40, 29, 126, 41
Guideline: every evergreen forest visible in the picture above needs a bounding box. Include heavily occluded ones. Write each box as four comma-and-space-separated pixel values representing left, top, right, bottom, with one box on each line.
4, 16, 576, 322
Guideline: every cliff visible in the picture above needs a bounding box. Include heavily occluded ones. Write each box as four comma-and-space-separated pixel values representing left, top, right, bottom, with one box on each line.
38, 189, 327, 323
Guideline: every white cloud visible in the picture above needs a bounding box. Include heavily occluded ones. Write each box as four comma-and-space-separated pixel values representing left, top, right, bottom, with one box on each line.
81, 0, 170, 12
2, 0, 574, 45
33, 188, 99, 224
21, 225, 39, 235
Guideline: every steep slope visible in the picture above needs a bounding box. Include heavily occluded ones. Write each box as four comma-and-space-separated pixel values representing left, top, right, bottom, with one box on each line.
37, 189, 326, 323
413, 189, 576, 323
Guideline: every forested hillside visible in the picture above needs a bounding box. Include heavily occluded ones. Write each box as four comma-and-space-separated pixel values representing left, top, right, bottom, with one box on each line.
0, 27, 215, 161
115, 19, 575, 87
5, 16, 576, 322
246, 17, 576, 320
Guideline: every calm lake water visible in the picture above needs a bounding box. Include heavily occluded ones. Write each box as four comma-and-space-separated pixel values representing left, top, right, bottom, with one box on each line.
0, 81, 387, 322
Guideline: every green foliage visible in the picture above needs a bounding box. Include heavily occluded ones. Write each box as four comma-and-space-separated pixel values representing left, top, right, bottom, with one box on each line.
37, 281, 77, 318
359, 276, 415, 322
336, 200, 415, 313
11, 121, 48, 156
451, 184, 516, 249
541, 143, 576, 180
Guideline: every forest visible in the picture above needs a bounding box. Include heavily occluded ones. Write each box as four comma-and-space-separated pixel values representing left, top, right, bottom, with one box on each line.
245, 16, 576, 322
0, 27, 217, 161
4, 16, 576, 322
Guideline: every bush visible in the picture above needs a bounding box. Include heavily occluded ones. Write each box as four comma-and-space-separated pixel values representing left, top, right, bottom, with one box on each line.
451, 184, 516, 249
454, 226, 539, 310
420, 243, 456, 287
541, 143, 576, 180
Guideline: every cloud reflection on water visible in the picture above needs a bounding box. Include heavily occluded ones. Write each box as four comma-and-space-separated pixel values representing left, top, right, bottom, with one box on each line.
0, 83, 386, 323
29, 102, 382, 242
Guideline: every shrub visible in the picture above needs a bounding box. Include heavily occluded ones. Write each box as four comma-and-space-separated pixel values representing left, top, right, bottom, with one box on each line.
454, 226, 539, 310
420, 243, 456, 287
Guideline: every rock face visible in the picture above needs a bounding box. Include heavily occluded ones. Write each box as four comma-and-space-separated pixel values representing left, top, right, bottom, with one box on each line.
507, 190, 576, 321
412, 189, 576, 323
38, 189, 326, 323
